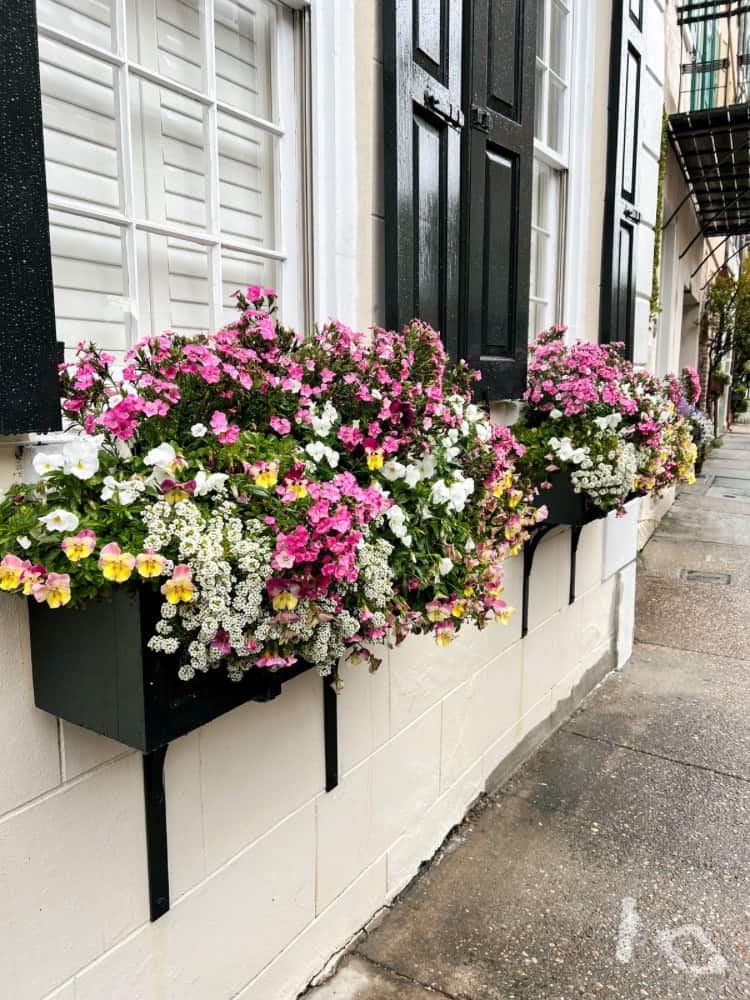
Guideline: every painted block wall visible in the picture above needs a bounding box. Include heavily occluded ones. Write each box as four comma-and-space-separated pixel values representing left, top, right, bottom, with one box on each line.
0, 504, 637, 1000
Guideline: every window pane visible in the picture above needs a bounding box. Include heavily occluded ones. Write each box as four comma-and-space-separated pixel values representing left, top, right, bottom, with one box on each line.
535, 61, 546, 141
536, 0, 547, 60
39, 37, 120, 212
37, 0, 114, 50
215, 0, 275, 120
222, 251, 277, 323
128, 0, 203, 92
131, 80, 209, 230
533, 163, 547, 228
549, 2, 568, 80
137, 232, 210, 336
546, 77, 566, 154
49, 210, 128, 354
218, 112, 277, 247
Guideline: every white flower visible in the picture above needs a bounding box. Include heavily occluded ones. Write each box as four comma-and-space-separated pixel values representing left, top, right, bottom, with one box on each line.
144, 442, 176, 468
438, 557, 454, 576
465, 403, 481, 423
113, 439, 132, 460
62, 438, 100, 481
194, 470, 229, 496
420, 454, 437, 479
305, 441, 326, 464
39, 508, 79, 532
32, 452, 65, 476
550, 408, 563, 420
570, 448, 588, 465
430, 479, 451, 505
100, 475, 117, 501
404, 464, 421, 488
381, 460, 406, 482
594, 416, 610, 431
191, 423, 208, 438
475, 420, 492, 442
16, 536, 31, 550
323, 447, 340, 468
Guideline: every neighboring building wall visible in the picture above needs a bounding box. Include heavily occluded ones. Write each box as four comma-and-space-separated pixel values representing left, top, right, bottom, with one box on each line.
0, 5, 641, 1000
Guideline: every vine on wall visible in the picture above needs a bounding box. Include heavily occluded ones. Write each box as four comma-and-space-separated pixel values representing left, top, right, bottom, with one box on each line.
649, 110, 668, 327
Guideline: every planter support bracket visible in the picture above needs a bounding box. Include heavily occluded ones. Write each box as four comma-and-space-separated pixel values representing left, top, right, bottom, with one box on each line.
569, 525, 584, 605
521, 524, 557, 638
143, 745, 170, 922
141, 678, 339, 922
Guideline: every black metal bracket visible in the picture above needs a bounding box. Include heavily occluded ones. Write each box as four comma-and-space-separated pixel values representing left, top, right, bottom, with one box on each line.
521, 524, 557, 638
143, 745, 170, 922
323, 675, 339, 792
142, 676, 340, 922
569, 525, 584, 605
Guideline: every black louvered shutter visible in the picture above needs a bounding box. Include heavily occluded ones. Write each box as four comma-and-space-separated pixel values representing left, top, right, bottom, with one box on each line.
0, 0, 61, 434
600, 0, 644, 358
383, 0, 463, 359
461, 0, 537, 399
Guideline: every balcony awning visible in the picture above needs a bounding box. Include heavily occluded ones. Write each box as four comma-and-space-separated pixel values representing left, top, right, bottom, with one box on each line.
669, 102, 750, 237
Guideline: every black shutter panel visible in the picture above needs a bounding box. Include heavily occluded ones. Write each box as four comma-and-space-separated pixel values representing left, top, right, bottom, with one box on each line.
461, 0, 537, 399
0, 0, 61, 434
600, 0, 644, 358
383, 0, 463, 358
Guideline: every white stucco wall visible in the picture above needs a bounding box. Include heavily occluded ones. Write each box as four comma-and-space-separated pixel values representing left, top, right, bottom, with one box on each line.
0, 4, 642, 999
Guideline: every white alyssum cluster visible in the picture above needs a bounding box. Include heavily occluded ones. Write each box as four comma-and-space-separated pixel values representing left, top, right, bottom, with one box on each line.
143, 498, 274, 680
571, 442, 638, 503
357, 537, 395, 607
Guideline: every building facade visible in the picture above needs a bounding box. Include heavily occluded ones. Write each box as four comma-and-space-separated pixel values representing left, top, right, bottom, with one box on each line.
0, 1, 739, 998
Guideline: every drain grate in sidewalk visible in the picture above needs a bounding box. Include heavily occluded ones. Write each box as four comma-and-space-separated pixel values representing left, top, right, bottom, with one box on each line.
680, 569, 732, 585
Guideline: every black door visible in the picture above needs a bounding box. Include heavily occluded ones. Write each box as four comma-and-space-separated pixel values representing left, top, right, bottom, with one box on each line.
461, 0, 537, 399
383, 0, 463, 359
600, 0, 644, 357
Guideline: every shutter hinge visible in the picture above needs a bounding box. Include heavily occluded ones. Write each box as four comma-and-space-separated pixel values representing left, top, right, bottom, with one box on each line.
423, 88, 464, 129
623, 207, 641, 225
471, 105, 491, 132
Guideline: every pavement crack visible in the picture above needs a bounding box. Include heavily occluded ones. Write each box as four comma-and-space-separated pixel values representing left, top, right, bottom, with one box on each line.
561, 727, 750, 785
632, 635, 750, 662
352, 953, 470, 999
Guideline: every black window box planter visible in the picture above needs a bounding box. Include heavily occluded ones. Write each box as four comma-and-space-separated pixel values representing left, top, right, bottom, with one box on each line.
533, 470, 609, 526
28, 587, 311, 754
28, 586, 339, 921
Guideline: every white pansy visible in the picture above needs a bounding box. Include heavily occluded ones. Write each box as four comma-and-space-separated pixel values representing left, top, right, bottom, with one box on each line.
430, 479, 451, 505
594, 416, 610, 431
62, 438, 100, 480
32, 452, 65, 477
465, 403, 481, 423
550, 408, 563, 420
191, 423, 208, 438
310, 401, 339, 437
144, 442, 176, 468
381, 459, 406, 482
305, 441, 326, 463
475, 420, 492, 442
16, 536, 31, 550
420, 454, 437, 479
39, 508, 79, 533
403, 464, 421, 488
101, 475, 145, 505
438, 557, 454, 576
323, 447, 340, 468
194, 470, 229, 496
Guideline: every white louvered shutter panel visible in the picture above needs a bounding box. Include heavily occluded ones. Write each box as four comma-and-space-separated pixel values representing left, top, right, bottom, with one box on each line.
36, 0, 303, 359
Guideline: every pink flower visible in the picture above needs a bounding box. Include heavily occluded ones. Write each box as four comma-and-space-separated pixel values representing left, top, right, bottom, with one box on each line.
210, 410, 240, 445
270, 416, 291, 435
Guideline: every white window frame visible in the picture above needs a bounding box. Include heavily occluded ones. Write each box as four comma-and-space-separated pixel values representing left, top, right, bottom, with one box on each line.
37, 0, 306, 347
530, 0, 573, 336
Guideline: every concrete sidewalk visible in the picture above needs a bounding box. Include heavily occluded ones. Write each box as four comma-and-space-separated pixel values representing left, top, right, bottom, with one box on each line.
306, 428, 750, 999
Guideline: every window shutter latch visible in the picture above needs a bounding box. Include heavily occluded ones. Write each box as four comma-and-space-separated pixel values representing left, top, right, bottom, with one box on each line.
423, 88, 464, 129
623, 206, 641, 224
470, 105, 491, 133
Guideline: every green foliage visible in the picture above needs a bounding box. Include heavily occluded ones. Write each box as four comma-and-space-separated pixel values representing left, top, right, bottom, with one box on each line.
649, 110, 668, 326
